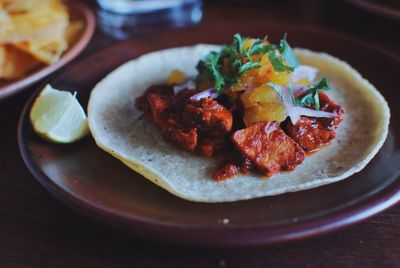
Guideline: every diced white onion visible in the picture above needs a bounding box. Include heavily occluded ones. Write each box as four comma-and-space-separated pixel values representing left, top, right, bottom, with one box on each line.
292, 84, 308, 98
264, 122, 279, 134
173, 80, 196, 95
291, 106, 336, 120
190, 88, 219, 101
281, 86, 335, 124
291, 65, 318, 83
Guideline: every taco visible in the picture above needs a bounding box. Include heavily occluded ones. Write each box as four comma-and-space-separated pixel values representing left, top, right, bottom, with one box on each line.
88, 34, 390, 202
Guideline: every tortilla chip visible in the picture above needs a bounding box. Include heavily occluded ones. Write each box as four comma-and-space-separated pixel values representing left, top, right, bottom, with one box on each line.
88, 45, 390, 202
0, 0, 69, 45
66, 21, 84, 47
0, 0, 51, 13
14, 35, 67, 64
0, 44, 41, 79
0, 0, 74, 79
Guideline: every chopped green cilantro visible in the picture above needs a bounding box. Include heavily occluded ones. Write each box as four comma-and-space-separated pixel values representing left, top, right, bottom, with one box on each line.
288, 83, 300, 105
194, 33, 299, 93
239, 61, 262, 74
233, 33, 243, 56
268, 50, 294, 72
279, 39, 300, 69
296, 77, 331, 110
208, 52, 225, 90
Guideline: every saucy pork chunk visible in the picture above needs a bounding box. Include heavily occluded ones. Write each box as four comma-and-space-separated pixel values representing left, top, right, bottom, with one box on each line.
184, 98, 233, 136
184, 98, 233, 156
147, 93, 198, 151
135, 85, 172, 112
214, 155, 253, 181
137, 86, 233, 156
232, 122, 305, 177
284, 93, 345, 152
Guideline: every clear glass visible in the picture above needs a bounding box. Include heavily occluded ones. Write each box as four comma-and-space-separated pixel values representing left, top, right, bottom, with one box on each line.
97, 0, 201, 15
96, 0, 202, 39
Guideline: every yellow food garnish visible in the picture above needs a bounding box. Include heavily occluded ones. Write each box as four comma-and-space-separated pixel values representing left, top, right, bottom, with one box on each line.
242, 38, 255, 53
296, 78, 311, 86
241, 84, 279, 108
241, 84, 287, 125
166, 70, 185, 85
193, 34, 301, 126
230, 53, 290, 92
243, 103, 287, 126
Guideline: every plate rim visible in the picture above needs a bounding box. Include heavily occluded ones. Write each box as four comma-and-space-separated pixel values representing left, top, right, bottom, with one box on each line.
343, 0, 400, 20
17, 23, 400, 247
0, 1, 96, 100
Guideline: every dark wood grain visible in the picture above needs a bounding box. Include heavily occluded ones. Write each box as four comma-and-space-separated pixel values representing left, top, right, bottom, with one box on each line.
1, 0, 399, 267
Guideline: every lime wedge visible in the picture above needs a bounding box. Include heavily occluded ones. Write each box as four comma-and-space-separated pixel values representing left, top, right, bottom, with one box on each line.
30, 84, 89, 143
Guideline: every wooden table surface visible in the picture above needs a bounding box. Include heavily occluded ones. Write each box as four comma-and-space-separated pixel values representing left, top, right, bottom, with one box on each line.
1, 1, 399, 267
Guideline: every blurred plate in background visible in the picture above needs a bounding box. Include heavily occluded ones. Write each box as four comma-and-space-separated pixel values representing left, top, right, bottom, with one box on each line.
0, 1, 95, 100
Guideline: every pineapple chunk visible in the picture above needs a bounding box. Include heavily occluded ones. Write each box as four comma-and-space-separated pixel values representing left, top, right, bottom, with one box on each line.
243, 103, 287, 126
166, 70, 185, 85
241, 84, 287, 125
240, 84, 280, 108
230, 51, 291, 92
296, 78, 311, 86
242, 38, 255, 52
269, 70, 290, 85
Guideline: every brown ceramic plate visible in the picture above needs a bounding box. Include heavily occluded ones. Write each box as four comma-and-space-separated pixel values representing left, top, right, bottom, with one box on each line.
18, 22, 400, 247
0, 1, 95, 100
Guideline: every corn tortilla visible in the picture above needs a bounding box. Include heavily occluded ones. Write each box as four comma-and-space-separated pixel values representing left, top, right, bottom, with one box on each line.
88, 45, 390, 202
